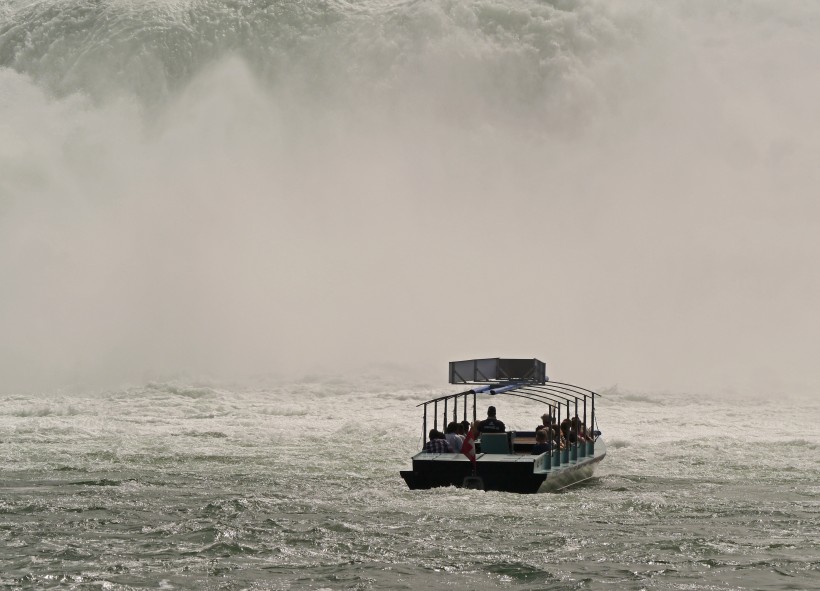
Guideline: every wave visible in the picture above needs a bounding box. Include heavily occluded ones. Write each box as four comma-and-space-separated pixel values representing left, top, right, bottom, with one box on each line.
621, 393, 658, 404
68, 478, 128, 487
781, 438, 820, 450
177, 430, 228, 438
145, 383, 221, 399
10, 405, 80, 417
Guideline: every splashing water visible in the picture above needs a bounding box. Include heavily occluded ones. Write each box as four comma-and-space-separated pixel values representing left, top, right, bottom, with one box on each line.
1, 379, 819, 589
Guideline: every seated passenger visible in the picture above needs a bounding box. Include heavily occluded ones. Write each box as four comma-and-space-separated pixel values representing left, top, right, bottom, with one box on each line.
580, 427, 589, 442
531, 429, 551, 455
535, 412, 556, 431
444, 421, 464, 453
478, 406, 505, 434
583, 418, 592, 441
560, 418, 574, 443
423, 429, 452, 453
554, 424, 568, 449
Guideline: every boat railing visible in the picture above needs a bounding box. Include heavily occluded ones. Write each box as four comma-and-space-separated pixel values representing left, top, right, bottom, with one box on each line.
416, 381, 599, 470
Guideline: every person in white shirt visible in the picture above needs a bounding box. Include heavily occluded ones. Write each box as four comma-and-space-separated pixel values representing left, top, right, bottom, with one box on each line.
444, 421, 464, 454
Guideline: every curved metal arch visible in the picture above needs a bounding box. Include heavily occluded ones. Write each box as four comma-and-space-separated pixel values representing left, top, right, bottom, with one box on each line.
416, 385, 491, 407
471, 393, 570, 427
500, 391, 555, 407
468, 388, 586, 417
416, 380, 599, 408
522, 383, 593, 401
515, 386, 578, 403
518, 385, 596, 444
514, 387, 582, 409
547, 380, 601, 397
415, 380, 599, 443
499, 393, 585, 428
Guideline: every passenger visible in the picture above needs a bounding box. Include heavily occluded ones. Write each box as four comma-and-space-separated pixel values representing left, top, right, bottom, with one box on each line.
536, 412, 555, 431
444, 421, 464, 453
459, 419, 471, 435
531, 429, 551, 455
478, 405, 505, 434
560, 418, 575, 444
423, 429, 452, 453
556, 422, 570, 449
571, 416, 589, 442
549, 425, 562, 449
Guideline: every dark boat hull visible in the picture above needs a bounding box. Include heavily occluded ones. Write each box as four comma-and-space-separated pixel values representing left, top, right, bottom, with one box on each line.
401, 438, 606, 494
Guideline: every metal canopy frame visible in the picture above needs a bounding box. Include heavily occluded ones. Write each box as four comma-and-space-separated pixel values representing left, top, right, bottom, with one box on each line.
417, 379, 599, 445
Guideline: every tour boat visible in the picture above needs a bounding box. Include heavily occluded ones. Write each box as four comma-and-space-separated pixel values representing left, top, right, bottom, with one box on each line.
400, 357, 606, 493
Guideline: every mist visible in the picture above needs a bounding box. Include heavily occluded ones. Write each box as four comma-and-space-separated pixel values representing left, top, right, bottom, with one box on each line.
1, 0, 818, 394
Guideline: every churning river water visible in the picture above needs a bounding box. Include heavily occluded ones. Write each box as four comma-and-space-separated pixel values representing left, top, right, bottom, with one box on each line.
1, 379, 818, 590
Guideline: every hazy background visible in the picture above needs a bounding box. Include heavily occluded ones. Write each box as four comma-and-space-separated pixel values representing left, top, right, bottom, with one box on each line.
1, 0, 818, 395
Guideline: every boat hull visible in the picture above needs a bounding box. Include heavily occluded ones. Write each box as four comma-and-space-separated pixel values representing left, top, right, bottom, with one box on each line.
401, 438, 606, 494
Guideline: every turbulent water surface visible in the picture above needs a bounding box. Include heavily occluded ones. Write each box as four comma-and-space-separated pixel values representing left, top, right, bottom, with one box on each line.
1, 381, 819, 590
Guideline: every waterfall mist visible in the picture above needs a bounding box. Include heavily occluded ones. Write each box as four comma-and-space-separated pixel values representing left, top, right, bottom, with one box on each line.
1, 0, 818, 394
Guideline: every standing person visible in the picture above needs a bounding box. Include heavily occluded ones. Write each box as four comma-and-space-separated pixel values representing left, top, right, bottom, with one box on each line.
478, 406, 505, 434
444, 422, 463, 454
